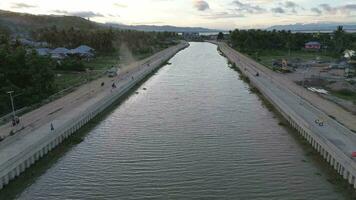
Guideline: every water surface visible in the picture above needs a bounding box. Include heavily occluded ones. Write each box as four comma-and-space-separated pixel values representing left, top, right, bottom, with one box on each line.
14, 42, 347, 199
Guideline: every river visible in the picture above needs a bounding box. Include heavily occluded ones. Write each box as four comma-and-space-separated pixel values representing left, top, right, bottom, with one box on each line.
6, 42, 350, 199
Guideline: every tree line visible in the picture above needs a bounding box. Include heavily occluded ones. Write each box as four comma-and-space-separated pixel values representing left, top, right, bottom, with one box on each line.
31, 26, 179, 54
0, 27, 179, 116
0, 34, 56, 115
229, 26, 356, 57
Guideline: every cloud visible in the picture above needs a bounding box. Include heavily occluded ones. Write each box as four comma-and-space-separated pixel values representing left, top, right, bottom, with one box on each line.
340, 4, 356, 14
113, 3, 127, 8
311, 8, 322, 15
232, 0, 265, 14
276, 1, 301, 14
320, 4, 333, 13
108, 14, 120, 17
317, 3, 356, 15
284, 1, 299, 13
11, 3, 36, 9
284, 1, 297, 9
271, 7, 285, 14
201, 12, 244, 19
53, 10, 104, 18
193, 0, 210, 11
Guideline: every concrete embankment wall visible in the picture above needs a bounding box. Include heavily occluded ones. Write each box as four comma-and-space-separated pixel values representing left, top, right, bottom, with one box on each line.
219, 45, 356, 189
0, 43, 189, 190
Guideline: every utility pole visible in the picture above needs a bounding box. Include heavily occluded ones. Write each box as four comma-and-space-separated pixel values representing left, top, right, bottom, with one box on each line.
7, 91, 15, 119
300, 67, 309, 105
86, 68, 91, 97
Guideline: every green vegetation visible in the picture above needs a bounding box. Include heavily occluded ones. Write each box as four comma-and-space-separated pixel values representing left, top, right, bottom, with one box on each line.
0, 9, 100, 34
31, 27, 178, 54
331, 89, 356, 103
255, 50, 334, 69
0, 11, 180, 117
217, 32, 224, 40
230, 26, 356, 59
83, 54, 119, 70
0, 37, 56, 115
55, 73, 87, 91
57, 59, 86, 71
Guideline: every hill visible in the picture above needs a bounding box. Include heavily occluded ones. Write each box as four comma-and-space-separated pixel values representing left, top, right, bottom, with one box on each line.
0, 10, 101, 36
0, 9, 221, 36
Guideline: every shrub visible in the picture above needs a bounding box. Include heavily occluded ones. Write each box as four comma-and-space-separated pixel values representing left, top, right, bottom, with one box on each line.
57, 59, 85, 71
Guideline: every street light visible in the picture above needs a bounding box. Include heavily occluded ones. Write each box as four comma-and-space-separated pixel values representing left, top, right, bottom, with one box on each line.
7, 91, 15, 119
86, 68, 91, 97
300, 67, 310, 105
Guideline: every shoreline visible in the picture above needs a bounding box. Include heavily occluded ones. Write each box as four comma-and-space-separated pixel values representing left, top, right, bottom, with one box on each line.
213, 41, 356, 190
0, 42, 189, 190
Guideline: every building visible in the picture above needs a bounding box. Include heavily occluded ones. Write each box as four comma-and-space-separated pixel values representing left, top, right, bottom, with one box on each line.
51, 47, 70, 59
305, 41, 321, 50
35, 48, 51, 56
71, 45, 95, 58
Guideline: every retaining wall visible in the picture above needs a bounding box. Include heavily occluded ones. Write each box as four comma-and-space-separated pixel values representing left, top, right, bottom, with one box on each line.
221, 46, 356, 189
0, 43, 188, 190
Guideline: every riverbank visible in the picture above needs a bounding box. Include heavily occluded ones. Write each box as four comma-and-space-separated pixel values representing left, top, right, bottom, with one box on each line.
0, 42, 189, 190
6, 42, 350, 200
214, 41, 356, 190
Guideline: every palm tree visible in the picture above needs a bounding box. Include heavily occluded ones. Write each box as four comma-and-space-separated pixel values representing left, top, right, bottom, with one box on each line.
333, 26, 345, 55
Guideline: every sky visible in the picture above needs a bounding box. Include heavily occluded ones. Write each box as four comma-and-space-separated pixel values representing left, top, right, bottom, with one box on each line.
1, 0, 356, 30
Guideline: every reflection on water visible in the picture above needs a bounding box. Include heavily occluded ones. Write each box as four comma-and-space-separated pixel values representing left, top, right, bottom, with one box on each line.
14, 42, 347, 199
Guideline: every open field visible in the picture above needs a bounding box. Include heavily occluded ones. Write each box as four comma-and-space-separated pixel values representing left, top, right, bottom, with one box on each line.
54, 71, 102, 91
251, 50, 335, 69
83, 54, 120, 70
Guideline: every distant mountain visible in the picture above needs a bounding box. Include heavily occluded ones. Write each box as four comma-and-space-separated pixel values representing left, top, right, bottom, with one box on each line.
0, 10, 101, 36
105, 23, 221, 33
267, 23, 356, 32
0, 9, 221, 37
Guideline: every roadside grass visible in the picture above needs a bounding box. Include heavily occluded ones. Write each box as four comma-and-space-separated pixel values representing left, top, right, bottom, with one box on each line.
135, 52, 154, 60
54, 71, 101, 91
54, 53, 120, 91
83, 54, 120, 70
54, 72, 87, 91
331, 90, 356, 103
134, 45, 171, 60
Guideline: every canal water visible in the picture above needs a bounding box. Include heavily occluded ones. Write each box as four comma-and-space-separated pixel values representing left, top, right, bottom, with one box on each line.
11, 43, 349, 199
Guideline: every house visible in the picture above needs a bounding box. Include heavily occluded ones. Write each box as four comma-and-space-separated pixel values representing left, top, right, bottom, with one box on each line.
345, 67, 355, 78
51, 47, 70, 59
70, 45, 95, 58
344, 50, 355, 59
35, 48, 51, 56
305, 41, 321, 50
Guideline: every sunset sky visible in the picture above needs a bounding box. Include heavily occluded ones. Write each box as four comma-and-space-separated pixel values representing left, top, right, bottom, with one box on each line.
1, 0, 356, 29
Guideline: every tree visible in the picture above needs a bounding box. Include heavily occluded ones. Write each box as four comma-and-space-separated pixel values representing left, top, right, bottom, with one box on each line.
217, 32, 224, 40
333, 26, 346, 56
0, 42, 55, 115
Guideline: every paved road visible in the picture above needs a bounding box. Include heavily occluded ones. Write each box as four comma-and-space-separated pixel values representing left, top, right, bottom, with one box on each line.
0, 43, 188, 175
218, 42, 356, 132
217, 42, 356, 159
0, 44, 185, 139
